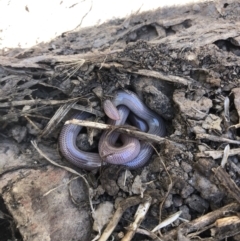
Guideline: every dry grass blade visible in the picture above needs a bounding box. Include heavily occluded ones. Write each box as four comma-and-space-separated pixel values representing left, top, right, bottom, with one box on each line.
72, 103, 104, 117
0, 99, 79, 108
152, 211, 182, 233
224, 97, 230, 122
221, 144, 230, 168
40, 100, 79, 137
0, 105, 51, 122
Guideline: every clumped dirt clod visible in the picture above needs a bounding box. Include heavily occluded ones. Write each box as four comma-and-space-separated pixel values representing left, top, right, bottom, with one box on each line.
1, 1, 240, 241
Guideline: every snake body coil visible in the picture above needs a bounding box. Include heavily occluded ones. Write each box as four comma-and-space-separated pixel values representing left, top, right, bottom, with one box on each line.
59, 90, 166, 170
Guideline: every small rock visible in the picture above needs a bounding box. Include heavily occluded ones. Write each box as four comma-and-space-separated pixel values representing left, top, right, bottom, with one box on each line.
198, 145, 208, 152
173, 90, 212, 120
202, 114, 222, 132
92, 86, 103, 98
91, 185, 105, 199
144, 85, 174, 120
180, 183, 194, 199
26, 122, 42, 135
185, 194, 209, 213
164, 194, 173, 208
10, 125, 27, 143
192, 125, 206, 134
191, 172, 224, 203
76, 133, 98, 151
1, 167, 90, 240
173, 195, 182, 207
192, 4, 200, 12
93, 201, 114, 232
100, 166, 121, 196
117, 170, 133, 193
181, 162, 192, 173
154, 25, 166, 38
179, 205, 191, 221
128, 32, 137, 41
194, 158, 217, 178
132, 175, 146, 195
140, 167, 149, 182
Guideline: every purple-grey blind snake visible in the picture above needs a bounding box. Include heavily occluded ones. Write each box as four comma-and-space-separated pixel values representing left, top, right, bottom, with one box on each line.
98, 105, 141, 164
59, 90, 166, 170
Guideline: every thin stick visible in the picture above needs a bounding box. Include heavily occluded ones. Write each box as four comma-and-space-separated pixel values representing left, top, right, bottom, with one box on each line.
98, 196, 146, 241
162, 203, 240, 241
196, 133, 240, 145
196, 148, 240, 159
212, 167, 240, 205
66, 119, 166, 144
0, 98, 81, 108
122, 195, 152, 241
101, 63, 192, 86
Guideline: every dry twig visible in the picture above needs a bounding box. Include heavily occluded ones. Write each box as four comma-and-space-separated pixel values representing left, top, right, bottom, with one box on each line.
196, 133, 240, 145
196, 147, 240, 159
98, 196, 148, 241
122, 195, 152, 241
66, 119, 166, 143
101, 62, 193, 86
212, 167, 240, 205
162, 202, 240, 241
0, 98, 80, 108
